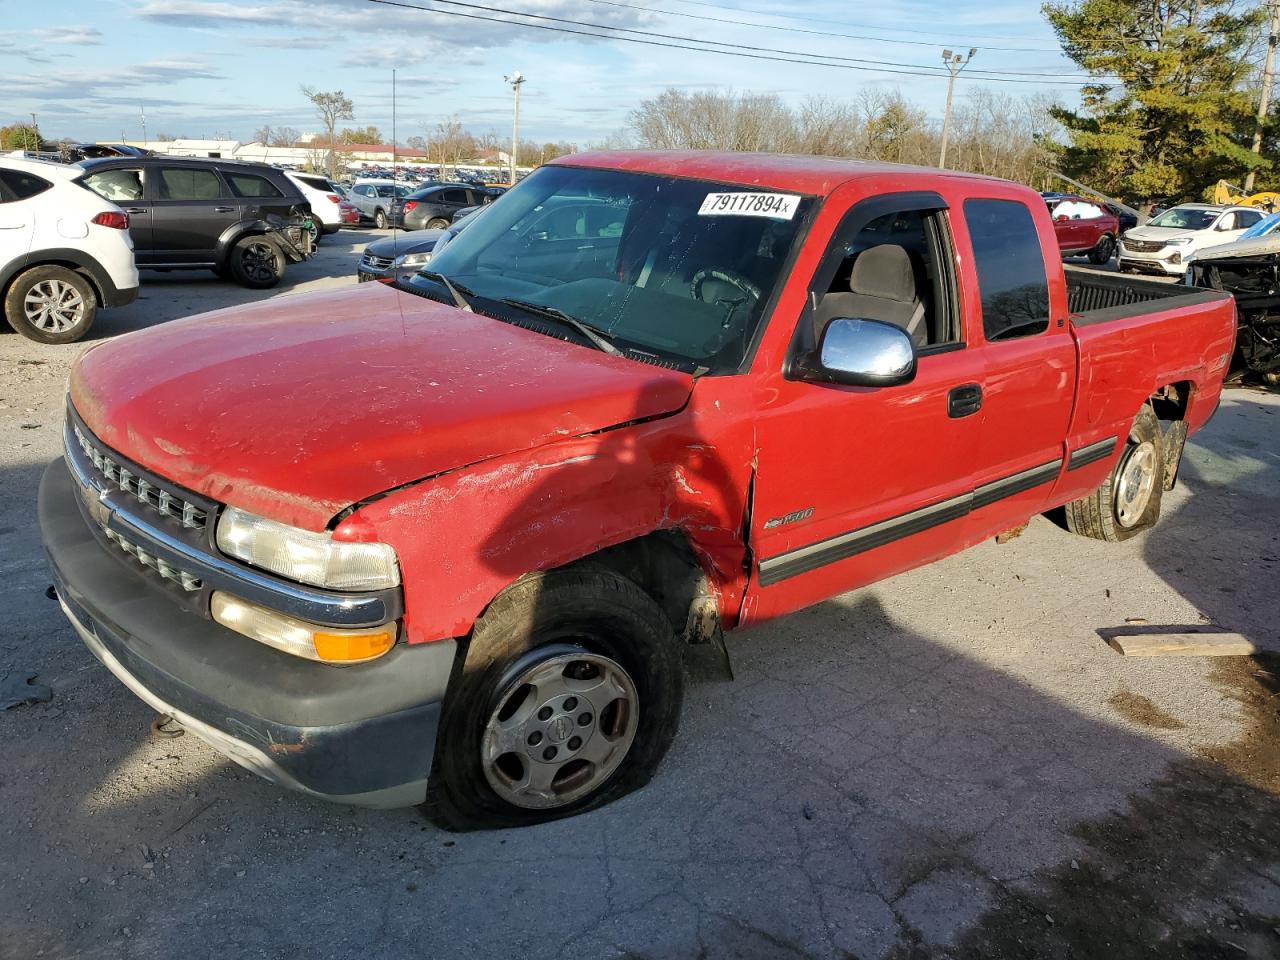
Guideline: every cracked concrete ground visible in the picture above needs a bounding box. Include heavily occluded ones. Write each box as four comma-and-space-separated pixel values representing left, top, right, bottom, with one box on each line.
1, 241, 1278, 959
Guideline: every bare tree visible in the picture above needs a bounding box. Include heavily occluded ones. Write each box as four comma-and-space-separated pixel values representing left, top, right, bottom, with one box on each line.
301, 86, 354, 178
427, 116, 468, 178
253, 124, 274, 145
270, 126, 300, 147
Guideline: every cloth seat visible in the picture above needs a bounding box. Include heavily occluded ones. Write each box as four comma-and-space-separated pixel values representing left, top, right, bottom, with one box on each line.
813, 244, 927, 347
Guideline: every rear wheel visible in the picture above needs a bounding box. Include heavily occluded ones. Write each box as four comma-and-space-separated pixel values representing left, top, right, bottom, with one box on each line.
228, 235, 285, 289
4, 265, 97, 344
424, 567, 684, 831
307, 217, 322, 247
1065, 405, 1164, 542
1088, 234, 1116, 265
374, 208, 388, 229
426, 217, 450, 229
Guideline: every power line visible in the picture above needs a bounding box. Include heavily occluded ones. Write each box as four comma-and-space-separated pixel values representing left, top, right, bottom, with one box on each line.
577, 0, 1070, 54
366, 0, 1115, 84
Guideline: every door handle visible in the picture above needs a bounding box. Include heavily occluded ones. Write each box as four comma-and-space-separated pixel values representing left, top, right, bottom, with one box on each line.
214, 206, 235, 213
948, 383, 983, 418
124, 207, 147, 215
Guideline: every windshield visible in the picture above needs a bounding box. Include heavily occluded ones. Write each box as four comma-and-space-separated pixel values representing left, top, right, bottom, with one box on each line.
403, 165, 814, 371
1149, 207, 1217, 230
1240, 212, 1280, 239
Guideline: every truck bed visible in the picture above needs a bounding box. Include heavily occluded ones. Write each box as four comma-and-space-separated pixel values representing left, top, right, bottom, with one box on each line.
1065, 266, 1230, 325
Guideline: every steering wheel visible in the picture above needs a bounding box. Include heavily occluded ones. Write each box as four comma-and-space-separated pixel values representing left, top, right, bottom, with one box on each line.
690, 269, 762, 325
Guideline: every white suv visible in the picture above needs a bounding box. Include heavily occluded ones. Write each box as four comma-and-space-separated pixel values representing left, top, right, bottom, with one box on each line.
285, 171, 344, 245
1, 157, 138, 343
1117, 203, 1265, 276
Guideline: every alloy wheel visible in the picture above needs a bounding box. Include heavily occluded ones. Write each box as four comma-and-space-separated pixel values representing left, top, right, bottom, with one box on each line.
481, 647, 639, 810
240, 241, 279, 284
23, 278, 85, 333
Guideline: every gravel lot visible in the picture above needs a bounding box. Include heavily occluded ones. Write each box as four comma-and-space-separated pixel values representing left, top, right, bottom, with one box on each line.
2, 241, 1278, 959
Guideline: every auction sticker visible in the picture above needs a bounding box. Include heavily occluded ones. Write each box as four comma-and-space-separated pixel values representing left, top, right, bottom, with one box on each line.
698, 192, 800, 219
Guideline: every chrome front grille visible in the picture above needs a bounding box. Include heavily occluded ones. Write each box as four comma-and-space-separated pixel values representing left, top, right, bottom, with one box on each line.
70, 421, 208, 531
361, 253, 394, 270
1123, 239, 1166, 254
101, 526, 203, 592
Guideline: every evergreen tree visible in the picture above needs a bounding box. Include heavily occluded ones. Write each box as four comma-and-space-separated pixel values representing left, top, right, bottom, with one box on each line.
1044, 0, 1267, 201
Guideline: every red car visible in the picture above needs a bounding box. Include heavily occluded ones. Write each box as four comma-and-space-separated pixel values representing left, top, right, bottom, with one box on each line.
41, 152, 1235, 828
338, 199, 360, 225
1046, 195, 1121, 264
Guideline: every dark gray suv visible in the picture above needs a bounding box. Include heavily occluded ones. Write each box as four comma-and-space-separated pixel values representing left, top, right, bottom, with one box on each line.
76, 157, 314, 289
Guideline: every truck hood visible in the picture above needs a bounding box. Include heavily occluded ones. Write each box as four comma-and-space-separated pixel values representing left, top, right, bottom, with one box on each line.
70, 283, 693, 530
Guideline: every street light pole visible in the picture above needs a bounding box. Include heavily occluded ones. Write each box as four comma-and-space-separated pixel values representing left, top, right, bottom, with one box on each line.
1245, 1, 1280, 193
938, 48, 976, 170
504, 71, 524, 185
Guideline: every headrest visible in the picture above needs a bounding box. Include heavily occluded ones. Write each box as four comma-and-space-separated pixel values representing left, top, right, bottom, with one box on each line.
848, 244, 916, 303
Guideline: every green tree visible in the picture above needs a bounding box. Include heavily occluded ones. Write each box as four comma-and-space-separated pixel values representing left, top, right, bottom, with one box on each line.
0, 123, 41, 151
1043, 0, 1267, 202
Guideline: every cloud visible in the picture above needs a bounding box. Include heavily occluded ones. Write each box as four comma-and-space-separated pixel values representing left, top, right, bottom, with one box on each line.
0, 57, 223, 102
35, 27, 105, 45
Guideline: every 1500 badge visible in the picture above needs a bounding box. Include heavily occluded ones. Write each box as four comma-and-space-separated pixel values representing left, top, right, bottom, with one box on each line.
763, 507, 814, 529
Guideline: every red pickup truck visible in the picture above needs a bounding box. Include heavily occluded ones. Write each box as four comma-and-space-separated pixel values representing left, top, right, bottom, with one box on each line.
40, 152, 1235, 829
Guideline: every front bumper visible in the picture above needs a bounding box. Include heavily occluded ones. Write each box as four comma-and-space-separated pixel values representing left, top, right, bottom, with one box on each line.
1117, 245, 1188, 275
40, 458, 457, 808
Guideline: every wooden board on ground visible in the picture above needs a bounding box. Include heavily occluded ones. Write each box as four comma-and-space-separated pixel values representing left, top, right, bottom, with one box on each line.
1105, 632, 1257, 657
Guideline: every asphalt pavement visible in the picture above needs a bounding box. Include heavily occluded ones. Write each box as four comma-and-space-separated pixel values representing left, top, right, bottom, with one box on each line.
1, 242, 1277, 959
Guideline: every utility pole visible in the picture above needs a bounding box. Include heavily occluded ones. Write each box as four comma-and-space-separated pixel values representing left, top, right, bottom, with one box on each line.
938, 48, 976, 170
1245, 1, 1280, 193
504, 71, 524, 185
140, 105, 147, 147
28, 113, 38, 154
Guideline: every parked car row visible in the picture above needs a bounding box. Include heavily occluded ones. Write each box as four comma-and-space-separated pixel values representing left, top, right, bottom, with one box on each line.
2, 154, 317, 343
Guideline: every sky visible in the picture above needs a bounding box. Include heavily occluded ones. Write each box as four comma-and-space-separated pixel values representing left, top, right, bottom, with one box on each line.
0, 0, 1088, 147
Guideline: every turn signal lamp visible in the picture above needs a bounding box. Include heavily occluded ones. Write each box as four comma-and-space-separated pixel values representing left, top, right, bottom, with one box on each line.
211, 592, 396, 664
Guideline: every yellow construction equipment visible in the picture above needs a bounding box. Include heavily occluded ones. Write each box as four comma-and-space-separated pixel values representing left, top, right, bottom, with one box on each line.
1212, 179, 1280, 211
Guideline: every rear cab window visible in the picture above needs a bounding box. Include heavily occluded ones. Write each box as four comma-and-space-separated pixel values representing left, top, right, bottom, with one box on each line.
962, 198, 1051, 342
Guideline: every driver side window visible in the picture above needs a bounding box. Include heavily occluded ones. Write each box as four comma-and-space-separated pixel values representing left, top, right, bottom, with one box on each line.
811, 207, 959, 352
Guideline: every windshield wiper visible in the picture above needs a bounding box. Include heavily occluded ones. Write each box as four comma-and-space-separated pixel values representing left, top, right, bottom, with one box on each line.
418, 270, 474, 313
498, 298, 622, 356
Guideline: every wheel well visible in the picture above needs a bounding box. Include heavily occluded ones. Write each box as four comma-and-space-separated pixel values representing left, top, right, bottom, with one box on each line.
564, 531, 718, 643
1150, 381, 1191, 421
2, 260, 104, 307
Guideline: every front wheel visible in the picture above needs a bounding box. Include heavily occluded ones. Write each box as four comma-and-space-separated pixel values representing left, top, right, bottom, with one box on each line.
3, 265, 97, 344
374, 208, 388, 229
307, 217, 322, 247
424, 568, 684, 831
228, 235, 285, 289
1065, 405, 1164, 542
1088, 234, 1116, 265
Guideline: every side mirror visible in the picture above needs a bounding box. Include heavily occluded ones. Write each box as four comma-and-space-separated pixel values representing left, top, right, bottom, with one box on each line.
800, 318, 916, 387
1055, 214, 1069, 222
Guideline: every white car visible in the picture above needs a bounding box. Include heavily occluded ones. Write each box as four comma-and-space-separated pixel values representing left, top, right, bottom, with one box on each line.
0, 156, 138, 344
1117, 203, 1266, 276
285, 171, 343, 245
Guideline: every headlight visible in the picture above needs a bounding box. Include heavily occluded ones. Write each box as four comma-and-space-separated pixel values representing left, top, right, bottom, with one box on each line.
395, 251, 432, 268
216, 506, 400, 590
211, 593, 396, 664
1165, 237, 1193, 246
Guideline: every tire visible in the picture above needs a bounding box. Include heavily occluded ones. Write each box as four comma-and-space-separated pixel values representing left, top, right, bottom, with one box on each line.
424, 567, 684, 831
307, 217, 322, 248
426, 217, 450, 229
1065, 405, 1164, 542
3, 265, 97, 344
228, 235, 285, 290
1088, 234, 1116, 265
374, 208, 388, 229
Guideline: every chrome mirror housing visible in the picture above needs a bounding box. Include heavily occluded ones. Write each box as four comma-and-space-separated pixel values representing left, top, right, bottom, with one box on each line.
808, 317, 916, 387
